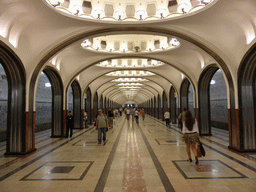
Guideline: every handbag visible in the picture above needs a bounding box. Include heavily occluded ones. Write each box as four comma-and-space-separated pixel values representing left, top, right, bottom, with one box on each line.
199, 142, 205, 156
197, 143, 202, 157
197, 142, 205, 157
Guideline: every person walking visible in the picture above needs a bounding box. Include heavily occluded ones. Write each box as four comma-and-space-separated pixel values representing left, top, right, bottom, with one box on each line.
66, 111, 74, 138
164, 109, 170, 127
107, 108, 115, 129
119, 107, 123, 116
134, 108, 139, 123
126, 107, 130, 120
141, 108, 145, 121
95, 109, 108, 144
84, 111, 89, 128
181, 110, 200, 165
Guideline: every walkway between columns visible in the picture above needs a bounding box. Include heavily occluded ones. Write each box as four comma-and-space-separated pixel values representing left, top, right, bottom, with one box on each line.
0, 115, 256, 191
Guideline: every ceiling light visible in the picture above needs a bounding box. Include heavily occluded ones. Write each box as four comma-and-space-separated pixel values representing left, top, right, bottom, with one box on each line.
157, 7, 167, 18
136, 10, 146, 20
210, 80, 216, 85
93, 8, 104, 19
170, 38, 179, 46
45, 83, 51, 87
115, 10, 124, 20
82, 39, 91, 47
177, 3, 190, 14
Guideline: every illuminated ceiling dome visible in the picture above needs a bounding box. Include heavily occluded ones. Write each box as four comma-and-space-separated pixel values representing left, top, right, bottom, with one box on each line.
45, 0, 215, 22
97, 59, 163, 68
81, 34, 180, 53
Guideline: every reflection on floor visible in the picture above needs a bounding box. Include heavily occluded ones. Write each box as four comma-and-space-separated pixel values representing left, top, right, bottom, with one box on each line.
0, 116, 256, 192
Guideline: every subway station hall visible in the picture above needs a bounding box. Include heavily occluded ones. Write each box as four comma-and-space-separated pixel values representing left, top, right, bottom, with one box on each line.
1, 0, 256, 191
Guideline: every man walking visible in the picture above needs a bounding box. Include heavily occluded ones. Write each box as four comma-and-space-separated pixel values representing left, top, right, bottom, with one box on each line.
66, 111, 74, 138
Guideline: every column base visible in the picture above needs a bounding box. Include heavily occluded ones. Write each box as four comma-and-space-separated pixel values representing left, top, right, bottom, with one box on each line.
4, 148, 37, 156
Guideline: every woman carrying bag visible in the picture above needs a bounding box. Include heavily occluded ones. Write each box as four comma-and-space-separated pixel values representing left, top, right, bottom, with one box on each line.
181, 110, 200, 165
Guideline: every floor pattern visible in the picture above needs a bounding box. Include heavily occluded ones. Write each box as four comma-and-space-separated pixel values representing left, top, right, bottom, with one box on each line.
0, 115, 256, 191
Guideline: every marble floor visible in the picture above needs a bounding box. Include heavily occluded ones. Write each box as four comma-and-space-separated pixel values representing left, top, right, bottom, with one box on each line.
1, 115, 256, 192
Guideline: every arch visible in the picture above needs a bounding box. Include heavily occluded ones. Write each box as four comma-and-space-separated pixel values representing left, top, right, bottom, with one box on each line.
158, 94, 161, 119
162, 91, 168, 121
70, 80, 82, 129
198, 65, 237, 149
180, 78, 190, 113
238, 44, 256, 151
169, 87, 177, 124
0, 41, 26, 155
100, 95, 103, 110
154, 96, 156, 117
198, 65, 219, 136
93, 92, 98, 121
43, 67, 64, 137
85, 87, 92, 124
104, 97, 107, 114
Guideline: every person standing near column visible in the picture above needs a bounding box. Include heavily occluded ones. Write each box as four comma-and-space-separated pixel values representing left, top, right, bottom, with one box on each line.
66, 111, 74, 138
141, 108, 145, 121
164, 109, 170, 127
84, 111, 89, 128
95, 109, 108, 145
107, 108, 115, 129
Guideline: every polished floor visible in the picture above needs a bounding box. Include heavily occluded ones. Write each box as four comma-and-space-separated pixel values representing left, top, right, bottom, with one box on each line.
0, 115, 256, 192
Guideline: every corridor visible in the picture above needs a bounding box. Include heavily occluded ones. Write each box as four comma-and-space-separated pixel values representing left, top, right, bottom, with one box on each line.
1, 115, 256, 192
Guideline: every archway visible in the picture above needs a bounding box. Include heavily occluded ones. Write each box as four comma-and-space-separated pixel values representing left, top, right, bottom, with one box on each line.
180, 78, 190, 112
0, 64, 7, 142
85, 88, 92, 124
154, 96, 157, 117
188, 84, 194, 116
158, 94, 161, 119
100, 95, 103, 110
35, 72, 52, 137
162, 91, 168, 121
0, 42, 26, 155
43, 67, 64, 137
238, 44, 256, 151
93, 92, 98, 121
169, 87, 177, 124
70, 80, 82, 129
104, 97, 107, 114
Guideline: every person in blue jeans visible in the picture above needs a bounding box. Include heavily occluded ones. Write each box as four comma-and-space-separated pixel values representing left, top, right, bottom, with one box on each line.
95, 109, 108, 144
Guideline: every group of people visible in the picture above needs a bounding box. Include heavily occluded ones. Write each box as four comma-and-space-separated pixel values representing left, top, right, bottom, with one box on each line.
67, 106, 200, 164
124, 107, 145, 123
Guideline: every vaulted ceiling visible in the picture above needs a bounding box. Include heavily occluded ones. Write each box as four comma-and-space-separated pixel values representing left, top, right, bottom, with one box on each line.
0, 0, 256, 106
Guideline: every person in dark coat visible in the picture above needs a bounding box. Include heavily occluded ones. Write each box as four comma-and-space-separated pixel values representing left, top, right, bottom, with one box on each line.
66, 111, 74, 138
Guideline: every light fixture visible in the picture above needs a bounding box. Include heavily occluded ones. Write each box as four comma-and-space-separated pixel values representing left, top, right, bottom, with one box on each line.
169, 38, 179, 46
210, 80, 216, 85
45, 83, 51, 87
177, 3, 190, 14
157, 7, 167, 19
115, 10, 124, 20
93, 8, 104, 19
201, 0, 211, 5
136, 10, 146, 20
50, 0, 64, 7
82, 39, 91, 47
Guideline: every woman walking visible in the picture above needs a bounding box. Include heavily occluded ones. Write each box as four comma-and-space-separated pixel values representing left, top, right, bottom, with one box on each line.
181, 111, 200, 165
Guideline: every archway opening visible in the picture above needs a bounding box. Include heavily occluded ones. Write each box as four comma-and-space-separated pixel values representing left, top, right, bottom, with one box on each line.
210, 69, 228, 141
169, 87, 177, 124
162, 91, 168, 121
93, 92, 98, 122
0, 64, 7, 143
85, 88, 92, 124
35, 72, 52, 140
188, 84, 194, 116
